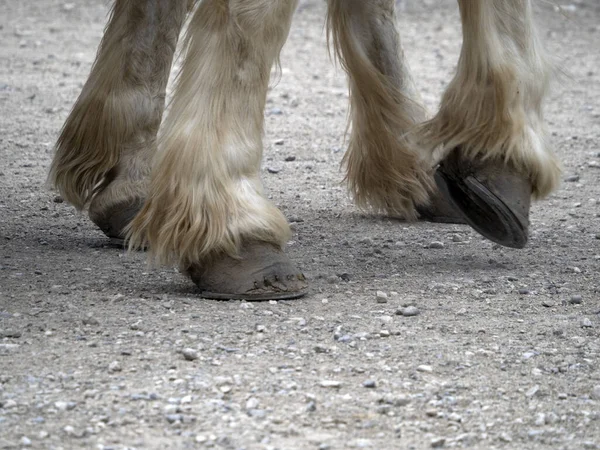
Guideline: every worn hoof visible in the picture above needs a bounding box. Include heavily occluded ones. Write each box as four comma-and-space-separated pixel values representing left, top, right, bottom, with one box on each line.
185, 242, 308, 301
88, 198, 144, 246
416, 184, 466, 224
435, 149, 531, 249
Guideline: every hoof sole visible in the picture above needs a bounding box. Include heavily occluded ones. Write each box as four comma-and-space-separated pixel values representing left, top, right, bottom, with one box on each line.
436, 150, 531, 249
186, 242, 308, 301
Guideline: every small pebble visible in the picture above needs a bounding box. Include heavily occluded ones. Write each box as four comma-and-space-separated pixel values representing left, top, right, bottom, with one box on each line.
319, 380, 342, 389
245, 397, 259, 410
108, 361, 122, 373
82, 314, 99, 326
569, 295, 583, 304
267, 166, 281, 174
376, 291, 388, 303
431, 437, 445, 448
362, 380, 377, 388
274, 139, 285, 145
542, 300, 554, 307
518, 288, 530, 295
268, 107, 283, 115
417, 365, 433, 373
182, 348, 199, 361
581, 318, 593, 328
397, 306, 420, 317
558, 392, 568, 400
534, 413, 546, 426
20, 437, 32, 447
166, 413, 183, 423
284, 155, 296, 162
565, 174, 580, 182
0, 329, 22, 338
525, 385, 540, 398
425, 241, 444, 249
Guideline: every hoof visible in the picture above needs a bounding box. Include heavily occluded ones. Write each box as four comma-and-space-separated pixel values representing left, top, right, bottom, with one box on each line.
88, 197, 144, 245
416, 184, 466, 224
435, 149, 531, 249
185, 242, 308, 301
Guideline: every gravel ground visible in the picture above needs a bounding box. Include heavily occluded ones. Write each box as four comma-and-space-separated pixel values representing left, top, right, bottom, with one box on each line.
1, 1, 599, 449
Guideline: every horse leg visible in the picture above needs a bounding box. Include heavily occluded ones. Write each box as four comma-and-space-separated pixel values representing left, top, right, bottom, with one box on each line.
49, 0, 190, 242
127, 0, 307, 300
327, 0, 464, 222
422, 0, 561, 247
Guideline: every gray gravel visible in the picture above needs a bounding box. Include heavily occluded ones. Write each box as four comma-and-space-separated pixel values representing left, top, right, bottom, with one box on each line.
1, 0, 600, 449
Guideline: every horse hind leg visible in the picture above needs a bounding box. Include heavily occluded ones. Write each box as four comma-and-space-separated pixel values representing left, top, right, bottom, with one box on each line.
326, 0, 466, 224
327, 0, 436, 221
421, 0, 561, 248
49, 0, 190, 242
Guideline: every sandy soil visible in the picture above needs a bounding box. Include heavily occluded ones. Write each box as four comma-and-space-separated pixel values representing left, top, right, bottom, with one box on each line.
1, 0, 599, 449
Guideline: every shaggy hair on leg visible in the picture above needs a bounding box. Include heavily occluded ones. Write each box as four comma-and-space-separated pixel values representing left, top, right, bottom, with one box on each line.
327, 0, 434, 220
419, 0, 560, 199
127, 0, 298, 268
49, 0, 189, 209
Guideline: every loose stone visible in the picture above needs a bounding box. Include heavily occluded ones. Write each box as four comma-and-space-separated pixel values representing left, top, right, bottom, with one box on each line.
581, 318, 593, 328
525, 385, 540, 398
425, 241, 445, 249
431, 437, 446, 448
397, 306, 420, 317
569, 295, 583, 304
376, 291, 388, 303
245, 397, 259, 410
108, 361, 122, 373
82, 314, 99, 326
182, 348, 199, 361
319, 380, 342, 389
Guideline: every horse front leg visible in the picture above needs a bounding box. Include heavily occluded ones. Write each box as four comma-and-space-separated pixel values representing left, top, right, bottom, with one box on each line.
127, 0, 307, 300
421, 0, 561, 248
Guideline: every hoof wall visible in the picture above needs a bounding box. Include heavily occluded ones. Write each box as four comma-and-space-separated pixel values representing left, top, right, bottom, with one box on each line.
416, 184, 466, 225
89, 198, 144, 244
436, 149, 531, 249
186, 242, 308, 301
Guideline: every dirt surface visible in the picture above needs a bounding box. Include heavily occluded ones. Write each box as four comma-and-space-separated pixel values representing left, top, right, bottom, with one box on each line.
1, 1, 599, 449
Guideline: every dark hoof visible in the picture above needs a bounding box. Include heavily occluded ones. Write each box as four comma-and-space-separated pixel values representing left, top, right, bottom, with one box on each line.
185, 242, 308, 301
435, 149, 531, 249
88, 198, 144, 245
417, 185, 466, 224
